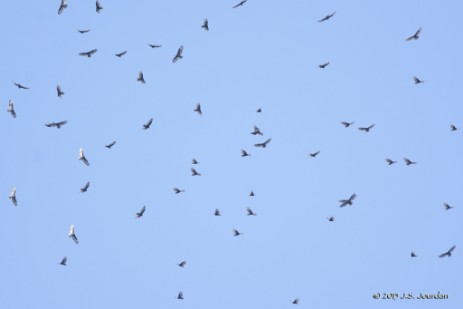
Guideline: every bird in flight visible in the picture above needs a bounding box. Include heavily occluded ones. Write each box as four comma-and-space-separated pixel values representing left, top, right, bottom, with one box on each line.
251, 125, 263, 136
178, 261, 187, 268
341, 121, 355, 128
233, 229, 243, 236
142, 118, 153, 130
443, 203, 453, 211
115, 51, 127, 57
172, 45, 184, 63
403, 158, 416, 165
80, 181, 90, 193
13, 82, 29, 90
358, 124, 375, 132
214, 209, 221, 216
69, 224, 79, 244
450, 124, 458, 131
78, 29, 91, 34
79, 148, 90, 166
233, 0, 248, 8
249, 191, 254, 197
191, 168, 201, 176
136, 206, 146, 218
7, 100, 16, 118
410, 251, 417, 258
309, 151, 320, 157
58, 0, 67, 15
406, 27, 422, 41
254, 138, 272, 148
177, 292, 184, 300
202, 19, 209, 31
256, 108, 262, 113
96, 0, 103, 13
57, 85, 64, 97
173, 188, 185, 194
339, 193, 357, 207
439, 245, 456, 258
385, 158, 397, 165
327, 216, 335, 222
292, 298, 299, 305
318, 62, 330, 68
413, 76, 424, 84
246, 207, 257, 216
137, 71, 145, 83
318, 12, 336, 22
58, 256, 67, 266
79, 49, 98, 57
45, 120, 68, 129
241, 150, 251, 157
9, 187, 17, 206
105, 141, 116, 149
192, 158, 199, 165
148, 44, 162, 48
194, 103, 202, 115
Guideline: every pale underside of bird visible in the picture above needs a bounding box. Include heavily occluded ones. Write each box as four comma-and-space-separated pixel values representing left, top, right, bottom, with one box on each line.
143, 118, 153, 129
59, 256, 67, 266
309, 151, 320, 157
105, 141, 116, 149
191, 168, 201, 176
413, 76, 424, 84
137, 71, 145, 83
7, 100, 16, 118
96, 0, 103, 13
136, 206, 146, 218
58, 0, 67, 15
45, 120, 67, 129
9, 187, 17, 206
115, 51, 127, 57
178, 261, 187, 267
13, 82, 29, 89
233, 229, 243, 236
241, 150, 251, 157
57, 85, 64, 97
341, 121, 355, 127
148, 43, 162, 48
173, 187, 185, 194
439, 245, 456, 258
233, 0, 248, 8
404, 158, 416, 165
358, 124, 375, 132
339, 193, 357, 207
246, 207, 256, 216
79, 49, 97, 57
69, 224, 79, 244
214, 209, 221, 216
172, 45, 184, 63
194, 103, 202, 115
79, 148, 90, 166
406, 27, 422, 41
251, 125, 263, 136
80, 181, 90, 192
254, 138, 272, 148
319, 62, 330, 68
202, 19, 209, 31
385, 158, 397, 165
318, 12, 336, 22
78, 29, 91, 34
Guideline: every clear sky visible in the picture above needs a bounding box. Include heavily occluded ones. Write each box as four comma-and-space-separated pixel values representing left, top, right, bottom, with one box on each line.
1, 1, 461, 308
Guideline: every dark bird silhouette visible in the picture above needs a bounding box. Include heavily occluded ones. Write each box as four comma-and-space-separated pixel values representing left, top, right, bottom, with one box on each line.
385, 158, 397, 165
172, 45, 184, 63
142, 118, 153, 130
57, 85, 64, 97
214, 209, 221, 216
232, 229, 243, 236
246, 207, 256, 216
178, 261, 187, 268
7, 100, 16, 118
358, 124, 375, 132
403, 158, 416, 165
241, 150, 251, 157
450, 124, 458, 131
79, 148, 90, 166
136, 206, 146, 218
233, 0, 248, 8
251, 125, 263, 136
191, 168, 201, 176
78, 29, 91, 34
148, 44, 162, 48
341, 121, 355, 127
254, 138, 272, 148
194, 103, 202, 115
177, 292, 184, 300
309, 151, 320, 157
96, 0, 103, 13
327, 216, 335, 222
202, 19, 209, 31
256, 108, 262, 113
59, 256, 67, 266
439, 245, 456, 258
79, 49, 97, 57
249, 191, 254, 197
318, 12, 336, 22
406, 27, 422, 41
173, 188, 185, 194
45, 120, 68, 129
9, 187, 17, 206
105, 141, 116, 149
115, 51, 127, 57
69, 224, 79, 244
319, 62, 330, 68
292, 298, 299, 305
411, 251, 417, 258
80, 181, 90, 193
13, 82, 29, 89
443, 203, 453, 211
339, 193, 357, 207
413, 76, 424, 84
58, 0, 67, 15
137, 71, 145, 83
192, 158, 199, 164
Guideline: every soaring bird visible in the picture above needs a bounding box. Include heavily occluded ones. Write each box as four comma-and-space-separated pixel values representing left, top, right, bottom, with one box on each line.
7, 100, 16, 118
13, 82, 29, 89
232, 229, 243, 236
68, 224, 79, 244
172, 45, 184, 63
246, 207, 256, 216
137, 71, 145, 83
318, 62, 330, 68
327, 216, 335, 222
58, 0, 67, 15
403, 158, 416, 165
341, 121, 355, 127
173, 188, 185, 194
439, 245, 456, 258
292, 298, 299, 305
406, 27, 422, 41
79, 148, 90, 166
57, 85, 64, 97
202, 19, 209, 31
233, 0, 248, 8
105, 141, 116, 149
177, 292, 184, 300
80, 181, 90, 193
309, 151, 320, 157
178, 261, 187, 268
358, 124, 375, 132
249, 191, 254, 197
443, 203, 453, 210
45, 120, 68, 129
58, 256, 67, 266
256, 108, 262, 113
191, 168, 201, 176
136, 206, 146, 218
148, 44, 162, 48
241, 150, 251, 157
115, 51, 127, 57
142, 118, 153, 130
254, 138, 272, 148
339, 193, 357, 207
318, 12, 336, 22
251, 125, 263, 136
194, 103, 202, 115
79, 49, 98, 57
413, 76, 424, 84
385, 158, 397, 165
214, 209, 221, 216
411, 251, 417, 258
96, 0, 103, 13
78, 29, 91, 34
192, 158, 199, 165
450, 124, 458, 131
9, 187, 17, 206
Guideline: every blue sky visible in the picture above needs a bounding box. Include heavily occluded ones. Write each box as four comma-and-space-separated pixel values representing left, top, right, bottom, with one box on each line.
0, 1, 461, 308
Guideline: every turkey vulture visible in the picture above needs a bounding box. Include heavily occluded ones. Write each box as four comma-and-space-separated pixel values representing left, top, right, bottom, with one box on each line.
45, 120, 67, 129
172, 45, 184, 63
79, 148, 90, 166
7, 100, 16, 118
58, 256, 67, 266
411, 251, 417, 258
191, 168, 201, 176
58, 0, 67, 15
443, 203, 453, 211
79, 49, 97, 57
177, 292, 184, 300
439, 245, 456, 258
80, 181, 90, 193
327, 216, 335, 222
318, 12, 336, 22
450, 124, 458, 131
249, 191, 254, 196
233, 0, 248, 8
319, 62, 330, 68
309, 151, 320, 157
148, 44, 162, 48
341, 121, 355, 127
256, 108, 262, 113
385, 158, 397, 165
142, 118, 153, 130
137, 71, 145, 83
358, 124, 375, 132
339, 193, 356, 207
246, 207, 256, 216
13, 82, 29, 89
232, 229, 243, 236
173, 188, 185, 194
202, 19, 209, 31
68, 224, 79, 244
194, 103, 202, 115
254, 138, 272, 148
9, 187, 17, 206
403, 158, 416, 165
251, 125, 263, 136
413, 76, 424, 84
241, 150, 251, 157
78, 29, 91, 34
292, 298, 299, 304
96, 0, 103, 13
115, 51, 127, 57
105, 141, 116, 149
178, 261, 187, 268
214, 209, 221, 216
406, 27, 422, 41
192, 158, 199, 164
57, 85, 64, 97
136, 206, 146, 218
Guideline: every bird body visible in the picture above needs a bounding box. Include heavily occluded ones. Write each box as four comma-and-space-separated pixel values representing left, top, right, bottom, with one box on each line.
191, 168, 201, 176
173, 188, 185, 194
233, 0, 248, 8
69, 224, 79, 244
57, 85, 64, 97
79, 148, 90, 166
358, 124, 375, 132
251, 125, 263, 136
137, 71, 145, 83
404, 158, 416, 165
241, 150, 251, 157
309, 151, 320, 157
319, 62, 330, 68
318, 12, 336, 22
78, 29, 91, 34
202, 19, 209, 31
194, 103, 202, 115
413, 76, 424, 84
339, 193, 357, 207
96, 0, 103, 13
406, 27, 422, 41
136, 206, 146, 218
9, 187, 17, 206
45, 120, 67, 129
58, 0, 67, 15
115, 51, 127, 57
80, 181, 90, 192
105, 141, 116, 149
254, 138, 272, 148
178, 261, 187, 267
13, 82, 29, 89
7, 100, 16, 118
439, 245, 456, 258
246, 207, 256, 216
214, 209, 221, 216
79, 49, 98, 57
59, 256, 67, 266
143, 118, 153, 130
385, 158, 397, 165
172, 46, 184, 63
148, 44, 162, 48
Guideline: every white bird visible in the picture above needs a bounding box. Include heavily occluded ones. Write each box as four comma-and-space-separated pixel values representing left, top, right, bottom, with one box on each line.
79, 148, 90, 166
7, 100, 16, 118
68, 224, 79, 244
9, 187, 17, 206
